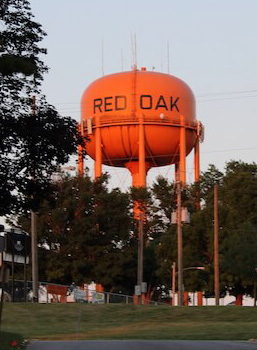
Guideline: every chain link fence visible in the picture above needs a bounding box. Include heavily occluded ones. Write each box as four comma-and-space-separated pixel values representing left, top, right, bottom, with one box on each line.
1, 280, 161, 305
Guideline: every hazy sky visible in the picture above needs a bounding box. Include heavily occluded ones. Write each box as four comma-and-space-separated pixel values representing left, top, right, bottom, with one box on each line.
29, 0, 257, 189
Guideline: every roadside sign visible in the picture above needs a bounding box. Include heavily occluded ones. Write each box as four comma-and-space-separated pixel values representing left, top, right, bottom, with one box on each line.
92, 292, 105, 304
135, 285, 141, 296
74, 289, 86, 302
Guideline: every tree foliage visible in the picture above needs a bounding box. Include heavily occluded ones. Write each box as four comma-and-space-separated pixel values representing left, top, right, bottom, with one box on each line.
0, 0, 84, 215
19, 175, 134, 292
192, 161, 257, 298
142, 162, 257, 299
17, 161, 257, 300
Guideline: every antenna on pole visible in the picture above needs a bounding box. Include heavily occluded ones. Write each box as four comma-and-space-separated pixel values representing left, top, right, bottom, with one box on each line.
101, 39, 105, 76
161, 46, 163, 72
131, 33, 137, 70
134, 34, 137, 69
167, 41, 170, 74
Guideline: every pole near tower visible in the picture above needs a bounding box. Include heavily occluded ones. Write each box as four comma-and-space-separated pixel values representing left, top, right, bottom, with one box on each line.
137, 212, 144, 304
214, 183, 220, 306
177, 178, 183, 306
31, 95, 38, 302
176, 114, 187, 306
172, 261, 176, 306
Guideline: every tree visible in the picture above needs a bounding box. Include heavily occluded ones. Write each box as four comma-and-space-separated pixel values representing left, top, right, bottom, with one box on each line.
19, 175, 134, 292
189, 161, 257, 302
16, 102, 83, 211
221, 161, 257, 301
147, 177, 176, 299
0, 0, 84, 215
144, 176, 210, 299
0, 0, 46, 214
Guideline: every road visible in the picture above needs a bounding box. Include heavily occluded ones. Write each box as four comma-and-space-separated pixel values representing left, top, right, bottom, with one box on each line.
27, 340, 257, 350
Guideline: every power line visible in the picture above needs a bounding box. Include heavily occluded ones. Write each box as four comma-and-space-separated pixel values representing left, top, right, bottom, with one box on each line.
198, 94, 257, 103
46, 88, 257, 113
196, 89, 257, 97
202, 147, 257, 154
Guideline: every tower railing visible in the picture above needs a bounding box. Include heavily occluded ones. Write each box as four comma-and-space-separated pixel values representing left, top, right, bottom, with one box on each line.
82, 114, 198, 133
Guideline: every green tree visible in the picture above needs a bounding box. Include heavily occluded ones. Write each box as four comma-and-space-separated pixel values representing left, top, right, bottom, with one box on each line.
0, 0, 84, 215
221, 161, 257, 300
191, 161, 257, 302
147, 176, 209, 299
148, 176, 176, 299
19, 175, 134, 292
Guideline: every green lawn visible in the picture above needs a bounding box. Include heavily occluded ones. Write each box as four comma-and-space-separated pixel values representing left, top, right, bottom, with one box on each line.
1, 303, 257, 345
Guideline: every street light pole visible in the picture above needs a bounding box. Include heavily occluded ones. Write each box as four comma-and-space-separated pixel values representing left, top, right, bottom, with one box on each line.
177, 180, 183, 306
171, 265, 205, 306
172, 262, 176, 306
137, 212, 144, 304
214, 183, 220, 306
31, 210, 38, 302
31, 95, 38, 302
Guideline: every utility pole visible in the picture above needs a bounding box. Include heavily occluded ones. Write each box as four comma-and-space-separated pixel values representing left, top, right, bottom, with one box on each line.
11, 243, 14, 302
177, 180, 183, 306
172, 262, 176, 306
137, 213, 144, 304
214, 183, 220, 306
0, 254, 6, 332
24, 232, 27, 302
31, 95, 38, 302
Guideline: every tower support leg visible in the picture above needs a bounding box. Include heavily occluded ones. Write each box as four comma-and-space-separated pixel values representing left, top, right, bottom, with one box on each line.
194, 138, 201, 210
138, 114, 146, 187
180, 115, 186, 186
94, 116, 102, 179
194, 138, 200, 182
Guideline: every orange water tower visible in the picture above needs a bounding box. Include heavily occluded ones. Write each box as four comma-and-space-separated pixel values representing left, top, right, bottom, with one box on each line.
79, 67, 203, 192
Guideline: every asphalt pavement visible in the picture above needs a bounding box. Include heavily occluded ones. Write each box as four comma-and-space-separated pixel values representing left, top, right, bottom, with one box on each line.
27, 340, 257, 350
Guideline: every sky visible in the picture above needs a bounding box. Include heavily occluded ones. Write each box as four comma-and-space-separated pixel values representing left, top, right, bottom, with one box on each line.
28, 0, 257, 190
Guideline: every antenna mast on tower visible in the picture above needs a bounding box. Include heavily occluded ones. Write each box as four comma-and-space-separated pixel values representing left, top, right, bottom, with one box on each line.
101, 39, 105, 76
131, 33, 137, 70
167, 41, 170, 74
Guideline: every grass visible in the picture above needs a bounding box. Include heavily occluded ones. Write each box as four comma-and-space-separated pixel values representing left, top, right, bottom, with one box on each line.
1, 303, 257, 346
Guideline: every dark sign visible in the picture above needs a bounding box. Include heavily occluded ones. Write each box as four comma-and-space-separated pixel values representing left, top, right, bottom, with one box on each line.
5, 231, 30, 256
0, 235, 6, 252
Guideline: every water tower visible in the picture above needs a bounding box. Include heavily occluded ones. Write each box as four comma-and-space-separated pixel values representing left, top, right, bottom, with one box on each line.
79, 67, 203, 190
79, 67, 203, 304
